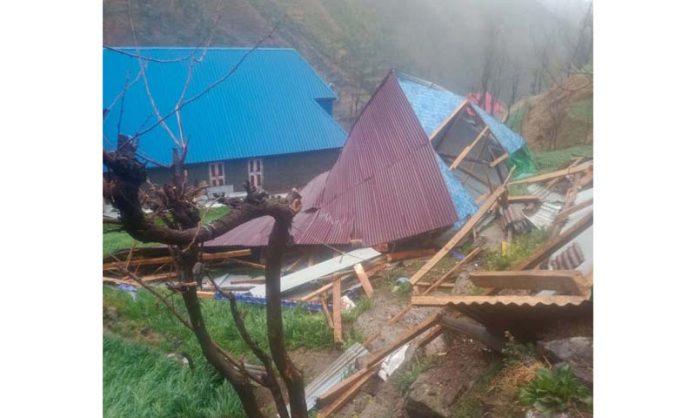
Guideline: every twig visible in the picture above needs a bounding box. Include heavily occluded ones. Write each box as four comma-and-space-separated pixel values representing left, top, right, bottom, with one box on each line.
132, 21, 280, 141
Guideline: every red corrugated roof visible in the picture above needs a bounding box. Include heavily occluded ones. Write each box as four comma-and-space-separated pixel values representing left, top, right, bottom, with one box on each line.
210, 71, 458, 247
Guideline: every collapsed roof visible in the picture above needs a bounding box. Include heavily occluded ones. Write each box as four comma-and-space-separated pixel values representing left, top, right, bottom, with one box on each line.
211, 71, 469, 247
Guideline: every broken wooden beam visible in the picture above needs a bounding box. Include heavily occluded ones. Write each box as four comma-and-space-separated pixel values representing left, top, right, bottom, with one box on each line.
410, 185, 506, 285
103, 249, 253, 270
449, 126, 489, 170
489, 152, 509, 168
508, 161, 593, 185
422, 247, 482, 294
386, 249, 437, 262
429, 99, 469, 142
469, 270, 584, 294
332, 276, 344, 345
353, 263, 374, 298
317, 313, 441, 408
506, 195, 541, 204
415, 282, 455, 288
297, 273, 353, 302
317, 363, 380, 418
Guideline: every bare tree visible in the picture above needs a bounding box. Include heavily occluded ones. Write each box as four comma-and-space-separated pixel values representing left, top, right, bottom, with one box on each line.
103, 3, 310, 416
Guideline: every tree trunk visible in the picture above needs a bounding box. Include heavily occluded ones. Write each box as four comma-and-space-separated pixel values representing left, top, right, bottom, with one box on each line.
177, 250, 264, 418
265, 216, 308, 417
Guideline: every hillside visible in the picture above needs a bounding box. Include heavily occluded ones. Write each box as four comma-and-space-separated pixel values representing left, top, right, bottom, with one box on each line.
508, 72, 593, 151
104, 0, 591, 125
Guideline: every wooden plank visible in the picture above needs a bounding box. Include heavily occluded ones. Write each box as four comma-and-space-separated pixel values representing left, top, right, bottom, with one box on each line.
489, 152, 509, 168
512, 211, 593, 270
422, 247, 482, 294
320, 295, 334, 329
332, 277, 344, 345
508, 161, 593, 185
103, 249, 252, 270
386, 249, 437, 262
412, 294, 589, 307
506, 195, 541, 204
317, 313, 441, 408
415, 282, 455, 288
469, 270, 583, 294
353, 263, 374, 298
428, 99, 469, 141
410, 185, 507, 285
554, 198, 593, 225
449, 126, 489, 170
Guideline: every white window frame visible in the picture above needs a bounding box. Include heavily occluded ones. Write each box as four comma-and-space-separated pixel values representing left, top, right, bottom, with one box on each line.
208, 162, 225, 187
248, 159, 263, 189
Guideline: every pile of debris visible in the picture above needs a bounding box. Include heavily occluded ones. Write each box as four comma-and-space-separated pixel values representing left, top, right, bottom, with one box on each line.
103, 69, 593, 417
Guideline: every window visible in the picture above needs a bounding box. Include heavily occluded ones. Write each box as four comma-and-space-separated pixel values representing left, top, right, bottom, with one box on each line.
208, 162, 225, 187
248, 159, 263, 189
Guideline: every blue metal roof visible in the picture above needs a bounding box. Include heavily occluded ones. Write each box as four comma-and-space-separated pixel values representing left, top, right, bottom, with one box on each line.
397, 72, 527, 155
103, 48, 347, 165
396, 72, 465, 137
471, 103, 526, 154
435, 154, 479, 228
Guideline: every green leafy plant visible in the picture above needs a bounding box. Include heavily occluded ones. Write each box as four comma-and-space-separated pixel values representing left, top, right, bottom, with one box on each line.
519, 364, 592, 415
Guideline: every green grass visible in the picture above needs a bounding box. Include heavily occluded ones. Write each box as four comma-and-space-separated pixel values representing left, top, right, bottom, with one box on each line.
532, 144, 593, 173
104, 286, 334, 358
103, 206, 231, 256
483, 229, 549, 271
519, 364, 592, 415
104, 334, 245, 418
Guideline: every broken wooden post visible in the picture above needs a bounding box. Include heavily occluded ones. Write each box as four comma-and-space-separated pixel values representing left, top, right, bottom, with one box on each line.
422, 247, 482, 294
508, 161, 593, 185
332, 276, 344, 345
449, 126, 489, 170
353, 263, 374, 298
410, 185, 507, 285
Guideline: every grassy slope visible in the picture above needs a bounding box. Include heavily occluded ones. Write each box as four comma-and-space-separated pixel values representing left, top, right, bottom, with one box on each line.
104, 286, 372, 416
104, 334, 245, 418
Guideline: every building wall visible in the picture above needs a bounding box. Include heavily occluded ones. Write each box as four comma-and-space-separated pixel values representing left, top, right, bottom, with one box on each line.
146, 148, 341, 194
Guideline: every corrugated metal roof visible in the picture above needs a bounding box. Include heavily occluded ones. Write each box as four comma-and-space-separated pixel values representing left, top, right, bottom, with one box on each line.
471, 103, 526, 154
103, 48, 347, 165
295, 71, 459, 245
211, 72, 459, 247
396, 72, 465, 136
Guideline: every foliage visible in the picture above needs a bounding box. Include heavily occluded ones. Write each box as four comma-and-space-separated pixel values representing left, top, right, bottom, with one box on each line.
519, 364, 592, 415
103, 206, 231, 256
506, 102, 531, 133
483, 229, 548, 271
103, 334, 245, 418
533, 144, 593, 172
393, 355, 434, 394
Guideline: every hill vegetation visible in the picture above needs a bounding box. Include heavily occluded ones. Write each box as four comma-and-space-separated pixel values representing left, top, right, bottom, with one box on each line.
104, 0, 592, 126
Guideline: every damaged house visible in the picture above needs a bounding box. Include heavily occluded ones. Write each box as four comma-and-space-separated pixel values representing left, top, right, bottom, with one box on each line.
103, 47, 347, 194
